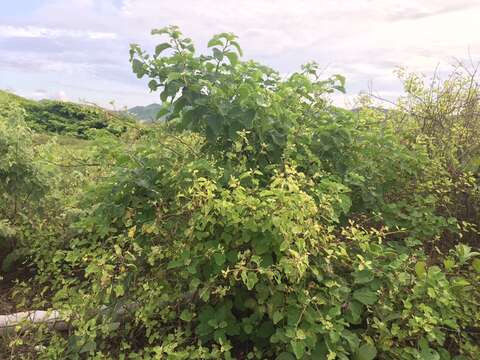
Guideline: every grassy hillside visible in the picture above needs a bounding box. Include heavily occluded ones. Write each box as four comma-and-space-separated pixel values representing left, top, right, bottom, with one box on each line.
0, 90, 135, 138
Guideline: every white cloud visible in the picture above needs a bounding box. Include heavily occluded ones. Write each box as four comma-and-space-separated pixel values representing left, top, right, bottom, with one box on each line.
116, 0, 480, 76
0, 25, 117, 40
1, 0, 480, 107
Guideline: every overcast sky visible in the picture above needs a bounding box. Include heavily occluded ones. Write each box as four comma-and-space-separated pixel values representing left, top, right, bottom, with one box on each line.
1, 0, 479, 109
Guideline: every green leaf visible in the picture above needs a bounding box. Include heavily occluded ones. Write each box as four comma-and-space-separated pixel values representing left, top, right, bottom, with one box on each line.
472, 258, 480, 273
276, 352, 295, 360
114, 284, 125, 297
230, 40, 243, 56
443, 258, 456, 271
280, 240, 290, 252
189, 277, 201, 291
243, 323, 253, 334
353, 269, 374, 284
242, 271, 258, 290
225, 51, 238, 66
79, 340, 96, 354
160, 89, 168, 102
345, 301, 364, 324
213, 48, 224, 61
238, 84, 251, 101
131, 59, 145, 78
415, 261, 427, 277
420, 347, 440, 360
167, 259, 183, 269
246, 272, 259, 290
291, 340, 305, 359
167, 72, 182, 82
213, 253, 226, 266
180, 309, 194, 322
353, 288, 377, 305
155, 42, 171, 56
148, 80, 158, 91
343, 330, 360, 352
254, 238, 270, 255
333, 74, 346, 93
272, 310, 284, 324
207, 38, 224, 47
355, 343, 377, 360
151, 27, 172, 36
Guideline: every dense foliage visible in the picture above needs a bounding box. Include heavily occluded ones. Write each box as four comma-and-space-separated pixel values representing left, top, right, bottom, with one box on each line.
0, 90, 134, 138
0, 104, 48, 273
1, 27, 479, 359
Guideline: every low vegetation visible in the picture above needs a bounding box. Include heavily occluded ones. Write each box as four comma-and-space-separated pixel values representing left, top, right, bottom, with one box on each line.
0, 26, 479, 359
0, 90, 134, 138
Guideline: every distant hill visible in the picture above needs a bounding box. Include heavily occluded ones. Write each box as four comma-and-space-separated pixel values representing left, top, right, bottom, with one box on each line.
127, 103, 162, 122
0, 90, 135, 138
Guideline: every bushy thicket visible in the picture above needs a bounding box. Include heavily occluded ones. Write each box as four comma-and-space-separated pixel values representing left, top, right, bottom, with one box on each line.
0, 104, 49, 274
1, 27, 479, 359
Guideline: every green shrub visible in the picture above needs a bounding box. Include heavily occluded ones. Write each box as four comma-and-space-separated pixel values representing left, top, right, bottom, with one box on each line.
392, 65, 480, 248
5, 27, 479, 360
0, 105, 48, 273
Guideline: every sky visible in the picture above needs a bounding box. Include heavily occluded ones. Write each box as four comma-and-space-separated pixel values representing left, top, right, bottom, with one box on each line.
1, 0, 479, 109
